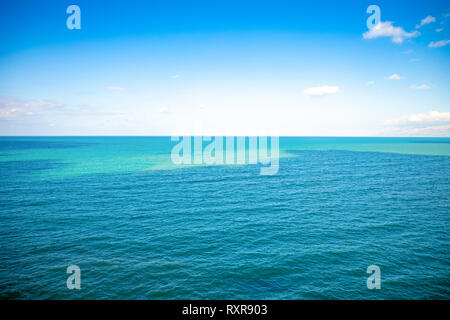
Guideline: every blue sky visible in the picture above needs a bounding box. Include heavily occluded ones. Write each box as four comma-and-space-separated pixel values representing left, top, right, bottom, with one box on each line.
0, 0, 449, 136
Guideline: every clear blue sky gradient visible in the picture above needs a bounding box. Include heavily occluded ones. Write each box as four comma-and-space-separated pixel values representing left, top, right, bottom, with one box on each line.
0, 0, 449, 136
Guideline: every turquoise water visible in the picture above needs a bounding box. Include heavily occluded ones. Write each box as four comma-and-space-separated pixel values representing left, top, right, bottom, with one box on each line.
0, 137, 449, 299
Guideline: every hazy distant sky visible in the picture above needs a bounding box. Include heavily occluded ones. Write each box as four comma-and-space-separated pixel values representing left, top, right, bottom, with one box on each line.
0, 0, 449, 136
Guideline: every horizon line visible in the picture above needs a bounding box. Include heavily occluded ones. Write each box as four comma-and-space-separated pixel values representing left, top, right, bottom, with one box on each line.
0, 135, 449, 138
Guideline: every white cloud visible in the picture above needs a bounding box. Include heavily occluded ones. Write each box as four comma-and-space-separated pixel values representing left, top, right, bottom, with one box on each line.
170, 74, 180, 79
436, 28, 444, 32
383, 111, 450, 137
402, 49, 413, 54
386, 73, 402, 80
410, 84, 431, 90
404, 125, 450, 136
409, 58, 420, 62
428, 40, 450, 48
303, 85, 340, 97
407, 111, 450, 123
362, 21, 420, 44
382, 125, 450, 137
0, 97, 63, 119
366, 81, 375, 86
106, 86, 125, 91
415, 15, 436, 28
385, 111, 450, 125
158, 106, 170, 113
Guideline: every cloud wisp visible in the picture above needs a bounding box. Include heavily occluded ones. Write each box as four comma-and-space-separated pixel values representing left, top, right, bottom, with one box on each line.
386, 74, 402, 80
410, 84, 431, 90
0, 97, 64, 119
106, 86, 125, 91
428, 40, 450, 48
383, 111, 450, 137
415, 15, 436, 28
304, 85, 340, 97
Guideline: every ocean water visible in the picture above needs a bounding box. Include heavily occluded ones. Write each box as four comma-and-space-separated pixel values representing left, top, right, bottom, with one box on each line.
0, 137, 449, 299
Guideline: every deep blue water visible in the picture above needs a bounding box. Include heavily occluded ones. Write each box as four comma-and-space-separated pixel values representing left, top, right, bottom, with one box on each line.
0, 137, 449, 299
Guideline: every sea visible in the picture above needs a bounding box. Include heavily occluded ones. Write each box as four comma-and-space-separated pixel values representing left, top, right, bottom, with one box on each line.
0, 136, 449, 299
